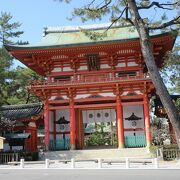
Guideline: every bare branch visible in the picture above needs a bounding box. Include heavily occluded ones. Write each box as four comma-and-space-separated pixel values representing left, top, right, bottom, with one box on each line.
138, 1, 179, 10
148, 16, 180, 30
86, 0, 112, 11
87, 0, 96, 8
96, 0, 112, 10
105, 7, 127, 32
125, 6, 134, 26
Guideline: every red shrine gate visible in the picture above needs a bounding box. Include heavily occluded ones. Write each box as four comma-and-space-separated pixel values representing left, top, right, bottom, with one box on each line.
5, 25, 176, 150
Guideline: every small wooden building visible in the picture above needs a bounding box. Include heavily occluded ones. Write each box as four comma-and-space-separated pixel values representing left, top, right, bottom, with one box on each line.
0, 103, 43, 152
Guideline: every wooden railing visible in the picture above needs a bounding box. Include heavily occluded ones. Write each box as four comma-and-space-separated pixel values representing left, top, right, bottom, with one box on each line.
29, 75, 150, 87
0, 151, 39, 164
0, 152, 19, 164
163, 148, 180, 161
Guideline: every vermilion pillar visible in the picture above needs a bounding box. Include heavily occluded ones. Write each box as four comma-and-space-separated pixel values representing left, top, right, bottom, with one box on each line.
70, 99, 76, 150
44, 101, 50, 149
116, 95, 124, 148
143, 95, 151, 147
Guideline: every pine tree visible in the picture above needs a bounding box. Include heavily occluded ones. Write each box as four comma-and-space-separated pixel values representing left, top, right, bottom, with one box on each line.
0, 12, 23, 106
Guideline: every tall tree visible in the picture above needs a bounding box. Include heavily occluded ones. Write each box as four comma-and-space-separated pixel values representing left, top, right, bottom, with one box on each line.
58, 0, 180, 148
162, 50, 180, 94
0, 12, 23, 106
7, 66, 42, 104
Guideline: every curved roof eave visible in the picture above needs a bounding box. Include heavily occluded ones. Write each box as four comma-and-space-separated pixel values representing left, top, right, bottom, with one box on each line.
4, 31, 176, 52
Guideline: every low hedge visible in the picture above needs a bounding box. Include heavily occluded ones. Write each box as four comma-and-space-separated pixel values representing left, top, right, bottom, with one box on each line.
19, 151, 39, 161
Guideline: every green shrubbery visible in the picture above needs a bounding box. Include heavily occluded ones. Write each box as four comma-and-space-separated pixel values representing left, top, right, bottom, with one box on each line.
86, 132, 111, 146
19, 151, 39, 161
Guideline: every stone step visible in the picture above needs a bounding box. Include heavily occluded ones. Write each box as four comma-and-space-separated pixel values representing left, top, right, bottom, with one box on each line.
43, 148, 152, 160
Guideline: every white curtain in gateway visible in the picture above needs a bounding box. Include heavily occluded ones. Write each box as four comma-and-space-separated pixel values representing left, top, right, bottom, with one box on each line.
102, 109, 111, 122
56, 109, 70, 121
86, 110, 95, 123
94, 110, 103, 123
82, 109, 116, 123
110, 109, 116, 122
123, 104, 145, 137
55, 109, 70, 133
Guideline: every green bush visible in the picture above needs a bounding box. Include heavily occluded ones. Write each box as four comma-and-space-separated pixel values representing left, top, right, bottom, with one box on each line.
86, 132, 110, 146
19, 151, 39, 161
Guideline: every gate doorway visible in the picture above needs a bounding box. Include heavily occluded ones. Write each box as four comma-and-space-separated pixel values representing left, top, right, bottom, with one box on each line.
82, 109, 117, 149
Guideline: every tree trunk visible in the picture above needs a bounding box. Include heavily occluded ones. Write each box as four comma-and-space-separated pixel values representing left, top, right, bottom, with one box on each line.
127, 0, 180, 148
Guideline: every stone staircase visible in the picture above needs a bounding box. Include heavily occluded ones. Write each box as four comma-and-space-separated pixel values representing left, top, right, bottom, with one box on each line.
43, 148, 152, 160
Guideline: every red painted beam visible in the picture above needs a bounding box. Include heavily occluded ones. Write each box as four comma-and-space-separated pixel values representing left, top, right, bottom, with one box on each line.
75, 103, 116, 109
124, 128, 144, 131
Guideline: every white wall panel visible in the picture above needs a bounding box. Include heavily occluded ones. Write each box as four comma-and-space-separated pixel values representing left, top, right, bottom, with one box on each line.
52, 67, 61, 72
127, 62, 137, 66
99, 93, 115, 97
100, 64, 109, 69
49, 111, 54, 132
117, 63, 126, 67
50, 134, 54, 140
75, 94, 91, 99
63, 67, 71, 71
79, 66, 87, 70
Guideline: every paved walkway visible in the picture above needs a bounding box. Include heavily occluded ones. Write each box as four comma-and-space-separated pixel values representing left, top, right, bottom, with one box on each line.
0, 169, 180, 180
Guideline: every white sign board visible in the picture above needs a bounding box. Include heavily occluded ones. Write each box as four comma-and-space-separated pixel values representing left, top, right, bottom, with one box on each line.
0, 137, 5, 150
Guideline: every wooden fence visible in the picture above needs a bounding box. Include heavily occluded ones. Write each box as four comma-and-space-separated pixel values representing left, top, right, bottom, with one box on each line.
0, 152, 19, 164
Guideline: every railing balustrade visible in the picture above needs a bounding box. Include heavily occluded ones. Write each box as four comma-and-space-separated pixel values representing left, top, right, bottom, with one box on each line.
5, 157, 159, 169
29, 75, 149, 87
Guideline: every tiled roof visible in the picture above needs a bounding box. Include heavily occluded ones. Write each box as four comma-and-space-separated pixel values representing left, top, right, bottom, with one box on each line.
0, 103, 43, 121
4, 23, 173, 51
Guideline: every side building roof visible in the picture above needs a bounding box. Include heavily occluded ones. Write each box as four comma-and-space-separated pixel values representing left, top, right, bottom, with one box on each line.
0, 103, 43, 121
